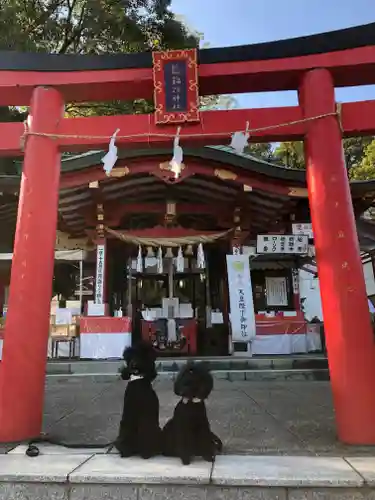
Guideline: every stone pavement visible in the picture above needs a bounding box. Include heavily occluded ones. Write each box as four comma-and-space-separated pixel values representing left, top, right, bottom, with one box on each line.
0, 376, 371, 457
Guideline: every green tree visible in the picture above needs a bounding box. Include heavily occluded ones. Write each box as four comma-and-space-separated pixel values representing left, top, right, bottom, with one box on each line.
0, 0, 199, 117
272, 137, 375, 179
0, 107, 27, 174
0, 0, 197, 54
350, 139, 375, 180
274, 141, 305, 169
344, 137, 372, 169
245, 143, 273, 160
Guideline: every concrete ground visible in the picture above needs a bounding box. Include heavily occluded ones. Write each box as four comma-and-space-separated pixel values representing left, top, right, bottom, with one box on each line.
1, 377, 375, 457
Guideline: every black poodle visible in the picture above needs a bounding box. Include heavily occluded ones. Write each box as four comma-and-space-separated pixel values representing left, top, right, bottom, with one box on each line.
115, 342, 162, 458
162, 361, 222, 465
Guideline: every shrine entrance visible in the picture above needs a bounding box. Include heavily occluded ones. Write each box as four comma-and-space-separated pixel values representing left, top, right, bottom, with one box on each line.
1, 23, 375, 445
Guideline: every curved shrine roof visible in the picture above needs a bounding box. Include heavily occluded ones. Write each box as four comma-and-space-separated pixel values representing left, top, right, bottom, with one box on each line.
57, 145, 375, 192
0, 146, 373, 240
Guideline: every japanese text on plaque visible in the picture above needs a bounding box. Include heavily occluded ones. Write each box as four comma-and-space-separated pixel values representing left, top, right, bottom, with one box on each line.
164, 60, 188, 112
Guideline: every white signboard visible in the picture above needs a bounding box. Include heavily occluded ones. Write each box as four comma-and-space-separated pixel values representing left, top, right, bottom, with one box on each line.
265, 277, 288, 307
226, 255, 256, 342
292, 223, 313, 239
256, 234, 308, 255
291, 269, 300, 294
95, 244, 105, 304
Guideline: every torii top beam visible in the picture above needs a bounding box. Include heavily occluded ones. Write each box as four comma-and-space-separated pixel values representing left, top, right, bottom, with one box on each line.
0, 23, 374, 105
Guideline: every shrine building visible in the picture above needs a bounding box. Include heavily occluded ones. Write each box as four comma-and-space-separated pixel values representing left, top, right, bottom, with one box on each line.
0, 146, 374, 358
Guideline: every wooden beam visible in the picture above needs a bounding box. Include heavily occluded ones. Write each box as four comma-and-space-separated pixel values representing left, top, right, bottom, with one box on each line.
0, 43, 374, 104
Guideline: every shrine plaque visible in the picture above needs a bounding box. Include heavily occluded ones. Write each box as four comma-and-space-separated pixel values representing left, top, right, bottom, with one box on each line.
152, 49, 200, 124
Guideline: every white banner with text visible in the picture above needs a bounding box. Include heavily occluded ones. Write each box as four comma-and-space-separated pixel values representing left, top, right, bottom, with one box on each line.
226, 254, 256, 342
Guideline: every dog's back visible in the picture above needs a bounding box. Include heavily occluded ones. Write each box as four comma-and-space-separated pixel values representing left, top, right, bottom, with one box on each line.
162, 361, 222, 464
115, 342, 161, 458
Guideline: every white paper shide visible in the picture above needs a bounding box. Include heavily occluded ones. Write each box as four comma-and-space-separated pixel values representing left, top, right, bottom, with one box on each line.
226, 254, 256, 342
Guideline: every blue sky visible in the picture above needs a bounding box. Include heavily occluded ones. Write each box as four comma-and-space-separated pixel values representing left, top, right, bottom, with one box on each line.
171, 0, 375, 108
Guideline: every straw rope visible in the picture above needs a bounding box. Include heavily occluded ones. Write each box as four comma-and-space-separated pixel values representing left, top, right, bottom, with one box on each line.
105, 226, 232, 247
20, 109, 340, 144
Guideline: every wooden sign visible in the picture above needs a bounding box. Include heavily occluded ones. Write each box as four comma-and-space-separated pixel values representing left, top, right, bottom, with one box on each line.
292, 222, 314, 239
152, 49, 200, 124
95, 244, 105, 304
256, 234, 308, 255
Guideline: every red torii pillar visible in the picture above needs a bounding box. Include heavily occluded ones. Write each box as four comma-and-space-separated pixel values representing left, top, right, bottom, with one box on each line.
299, 68, 375, 444
0, 87, 63, 442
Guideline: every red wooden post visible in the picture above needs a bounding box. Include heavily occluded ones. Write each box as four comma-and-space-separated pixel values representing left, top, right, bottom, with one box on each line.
0, 87, 63, 442
299, 69, 375, 444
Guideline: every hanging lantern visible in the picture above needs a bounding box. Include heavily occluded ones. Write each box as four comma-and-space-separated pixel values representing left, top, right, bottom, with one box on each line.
166, 200, 176, 216
165, 200, 177, 225
185, 244, 193, 256
157, 247, 163, 274
136, 245, 143, 272
176, 246, 184, 272
197, 243, 206, 269
165, 247, 174, 259
146, 246, 155, 258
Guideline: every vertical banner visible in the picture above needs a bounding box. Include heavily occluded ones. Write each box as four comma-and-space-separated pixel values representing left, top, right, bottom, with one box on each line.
292, 269, 300, 294
95, 243, 105, 304
226, 255, 256, 342
152, 49, 200, 124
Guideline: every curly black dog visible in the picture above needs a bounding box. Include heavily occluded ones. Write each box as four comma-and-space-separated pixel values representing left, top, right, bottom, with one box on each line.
162, 361, 223, 465
115, 342, 162, 458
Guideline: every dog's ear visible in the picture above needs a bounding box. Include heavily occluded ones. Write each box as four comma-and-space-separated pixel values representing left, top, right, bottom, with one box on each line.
173, 363, 190, 396
120, 366, 131, 380
138, 342, 157, 362
129, 342, 156, 362
122, 346, 134, 363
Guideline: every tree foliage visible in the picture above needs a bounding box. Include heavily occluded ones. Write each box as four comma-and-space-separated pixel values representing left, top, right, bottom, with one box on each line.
349, 140, 375, 180
265, 137, 375, 181
0, 1, 233, 119
245, 143, 273, 160
0, 0, 200, 118
273, 141, 305, 169
0, 0, 198, 54
0, 0, 206, 173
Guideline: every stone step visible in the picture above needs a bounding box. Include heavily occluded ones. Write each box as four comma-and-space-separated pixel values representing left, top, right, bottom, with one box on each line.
0, 452, 372, 500
46, 368, 329, 382
46, 355, 328, 377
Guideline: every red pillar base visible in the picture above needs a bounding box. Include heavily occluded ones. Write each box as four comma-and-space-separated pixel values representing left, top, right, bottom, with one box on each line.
0, 87, 63, 442
300, 69, 375, 445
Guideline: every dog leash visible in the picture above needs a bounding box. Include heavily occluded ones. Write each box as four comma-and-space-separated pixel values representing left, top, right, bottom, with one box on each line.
21, 435, 116, 457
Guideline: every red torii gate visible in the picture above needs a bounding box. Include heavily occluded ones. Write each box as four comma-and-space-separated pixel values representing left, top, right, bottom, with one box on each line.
1, 23, 375, 444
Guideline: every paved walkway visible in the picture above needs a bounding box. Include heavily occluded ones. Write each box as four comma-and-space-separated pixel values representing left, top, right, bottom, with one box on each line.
1, 377, 375, 456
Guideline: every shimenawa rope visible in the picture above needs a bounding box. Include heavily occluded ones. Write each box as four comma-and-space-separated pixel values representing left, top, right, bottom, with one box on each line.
20, 109, 340, 145
105, 226, 232, 247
